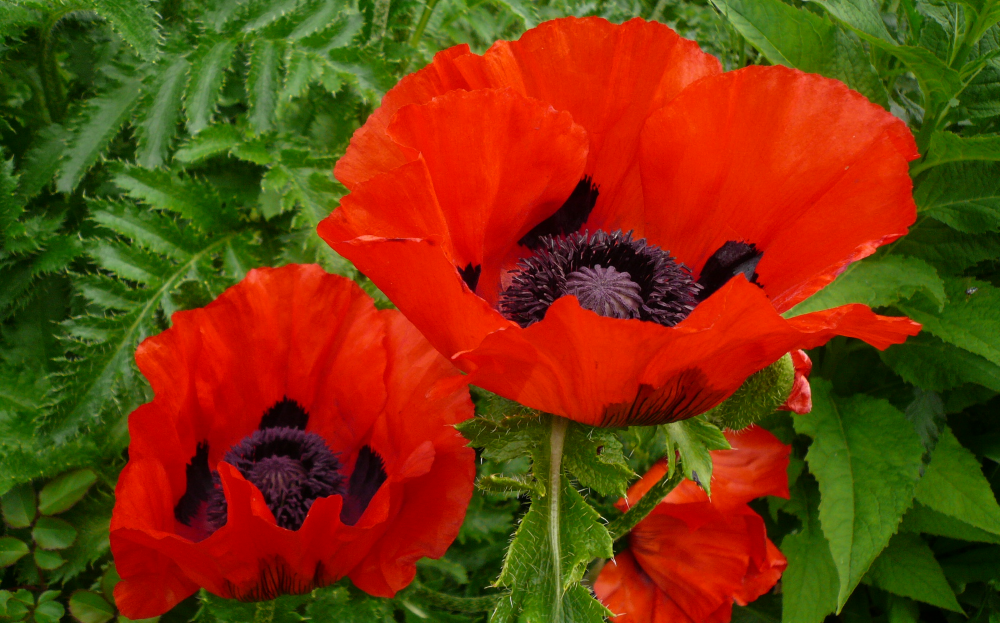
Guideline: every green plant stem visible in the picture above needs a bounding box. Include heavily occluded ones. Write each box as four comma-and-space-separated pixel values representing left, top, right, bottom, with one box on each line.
547, 415, 569, 622
606, 465, 684, 541
253, 600, 275, 623
410, 578, 501, 612
409, 0, 440, 47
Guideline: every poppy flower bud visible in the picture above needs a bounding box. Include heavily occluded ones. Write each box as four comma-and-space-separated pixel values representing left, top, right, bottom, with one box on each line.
705, 353, 797, 431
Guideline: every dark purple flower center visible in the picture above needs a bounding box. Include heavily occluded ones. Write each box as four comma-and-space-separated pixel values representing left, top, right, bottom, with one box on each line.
499, 229, 701, 328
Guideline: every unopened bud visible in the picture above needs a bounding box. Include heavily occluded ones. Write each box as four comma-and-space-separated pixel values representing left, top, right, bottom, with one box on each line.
706, 353, 796, 431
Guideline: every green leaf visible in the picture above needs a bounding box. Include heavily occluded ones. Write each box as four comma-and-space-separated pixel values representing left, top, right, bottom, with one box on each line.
226, 0, 305, 33
1, 483, 37, 528
781, 483, 839, 623
811, 0, 894, 42
32, 516, 78, 550
283, 0, 351, 40
56, 79, 144, 193
897, 279, 1000, 365
863, 532, 962, 612
903, 389, 946, 456
892, 220, 1000, 271
184, 39, 237, 135
476, 473, 541, 496
135, 56, 189, 168
174, 124, 243, 163
248, 40, 281, 135
33, 549, 65, 570
915, 161, 1000, 232
793, 381, 924, 609
663, 416, 730, 495
788, 255, 944, 316
914, 427, 1000, 536
15, 125, 68, 201
87, 0, 161, 61
0, 537, 29, 568
880, 333, 1000, 393
113, 166, 239, 230
916, 132, 1000, 174
939, 545, 1000, 589
901, 502, 1000, 544
711, 0, 887, 107
561, 425, 635, 497
37, 469, 97, 516
68, 590, 115, 623
494, 0, 538, 28
33, 596, 65, 623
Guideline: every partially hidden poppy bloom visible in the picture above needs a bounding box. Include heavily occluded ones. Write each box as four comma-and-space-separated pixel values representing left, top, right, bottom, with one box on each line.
594, 426, 790, 623
319, 17, 921, 427
110, 264, 475, 619
779, 350, 813, 415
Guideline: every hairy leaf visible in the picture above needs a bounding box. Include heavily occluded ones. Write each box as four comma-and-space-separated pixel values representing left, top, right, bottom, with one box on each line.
916, 161, 1000, 232
898, 279, 1000, 365
135, 56, 189, 168
663, 416, 730, 495
184, 39, 237, 134
881, 333, 1000, 392
248, 40, 281, 135
87, 0, 162, 60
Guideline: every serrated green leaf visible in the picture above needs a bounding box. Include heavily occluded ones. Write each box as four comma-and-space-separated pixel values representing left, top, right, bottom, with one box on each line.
863, 532, 963, 612
284, 0, 350, 40
916, 132, 1000, 175
32, 516, 78, 550
37, 469, 97, 516
880, 333, 1000, 392
789, 254, 945, 316
476, 473, 541, 496
68, 591, 114, 623
811, 0, 894, 42
327, 47, 394, 101
56, 79, 143, 193
87, 0, 161, 60
916, 161, 1000, 232
248, 40, 281, 135
663, 416, 730, 495
113, 167, 238, 230
0, 537, 29, 568
794, 381, 924, 609
898, 279, 1000, 365
1, 483, 36, 529
561, 425, 634, 497
135, 56, 189, 168
174, 124, 243, 163
901, 502, 1000, 544
226, 0, 304, 33
457, 415, 546, 466
712, 0, 887, 107
892, 219, 1000, 270
184, 39, 237, 134
33, 597, 65, 623
15, 125, 67, 201
914, 427, 1000, 536
781, 483, 839, 623
494, 0, 538, 28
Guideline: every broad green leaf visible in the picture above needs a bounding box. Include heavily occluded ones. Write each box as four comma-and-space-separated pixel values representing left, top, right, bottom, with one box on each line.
811, 0, 894, 42
939, 545, 1000, 589
33, 595, 65, 623
0, 537, 29, 568
916, 161, 1000, 232
174, 124, 243, 163
955, 0, 1000, 42
903, 389, 946, 456
248, 40, 281, 135
135, 56, 189, 168
184, 39, 237, 134
34, 549, 65, 570
901, 502, 1000, 544
962, 58, 1000, 118
892, 220, 1000, 270
880, 333, 1000, 393
1, 483, 36, 528
788, 255, 944, 315
863, 532, 962, 612
711, 0, 887, 107
37, 469, 97, 516
664, 415, 730, 495
56, 79, 143, 193
32, 516, 78, 549
87, 0, 161, 60
794, 381, 924, 609
898, 279, 1000, 365
68, 591, 115, 623
915, 132, 1000, 174
781, 484, 839, 623
561, 425, 634, 497
914, 427, 1000, 536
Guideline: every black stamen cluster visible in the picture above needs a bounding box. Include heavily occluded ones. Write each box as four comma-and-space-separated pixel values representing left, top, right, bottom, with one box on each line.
207, 427, 344, 531
499, 229, 701, 328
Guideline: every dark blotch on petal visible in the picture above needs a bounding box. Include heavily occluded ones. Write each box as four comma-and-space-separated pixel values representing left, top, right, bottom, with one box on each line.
518, 176, 599, 250
697, 241, 763, 301
259, 397, 309, 430
174, 441, 212, 526
457, 262, 482, 293
340, 445, 387, 526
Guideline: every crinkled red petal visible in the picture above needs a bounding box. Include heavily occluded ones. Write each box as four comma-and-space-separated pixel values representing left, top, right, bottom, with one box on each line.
779, 349, 813, 414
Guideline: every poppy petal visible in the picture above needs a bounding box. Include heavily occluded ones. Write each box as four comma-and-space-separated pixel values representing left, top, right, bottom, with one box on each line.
595, 551, 700, 623
709, 427, 791, 512
734, 538, 787, 606
639, 65, 918, 312
779, 349, 813, 414
456, 277, 917, 426
335, 45, 476, 188
451, 17, 721, 232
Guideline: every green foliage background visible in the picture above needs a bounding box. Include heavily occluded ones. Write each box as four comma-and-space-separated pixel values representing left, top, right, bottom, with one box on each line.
0, 0, 998, 621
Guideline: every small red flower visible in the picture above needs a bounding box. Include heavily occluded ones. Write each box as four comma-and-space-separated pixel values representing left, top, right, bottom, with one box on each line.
319, 17, 921, 426
593, 427, 790, 623
110, 265, 475, 619
779, 350, 813, 414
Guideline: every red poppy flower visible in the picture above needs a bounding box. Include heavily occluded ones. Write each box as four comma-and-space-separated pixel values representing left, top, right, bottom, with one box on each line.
110, 264, 475, 619
593, 426, 790, 623
318, 17, 921, 427
779, 350, 813, 414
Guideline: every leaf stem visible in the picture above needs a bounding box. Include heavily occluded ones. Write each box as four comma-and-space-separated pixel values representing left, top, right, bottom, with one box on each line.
409, 0, 440, 47
548, 415, 569, 622
253, 600, 275, 623
606, 465, 683, 541
410, 578, 501, 612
